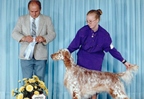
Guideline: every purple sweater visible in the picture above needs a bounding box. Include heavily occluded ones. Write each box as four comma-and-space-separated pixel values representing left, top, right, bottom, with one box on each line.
67, 25, 124, 71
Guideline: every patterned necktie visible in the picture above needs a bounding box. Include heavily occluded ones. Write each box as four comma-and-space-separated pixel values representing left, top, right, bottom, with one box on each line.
32, 18, 36, 37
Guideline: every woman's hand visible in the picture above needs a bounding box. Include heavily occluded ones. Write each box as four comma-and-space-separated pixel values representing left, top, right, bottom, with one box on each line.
124, 62, 131, 69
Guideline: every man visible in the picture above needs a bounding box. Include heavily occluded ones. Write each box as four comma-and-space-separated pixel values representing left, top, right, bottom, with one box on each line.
12, 0, 56, 81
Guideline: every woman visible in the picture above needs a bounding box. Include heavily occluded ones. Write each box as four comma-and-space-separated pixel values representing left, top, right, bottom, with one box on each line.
67, 9, 131, 99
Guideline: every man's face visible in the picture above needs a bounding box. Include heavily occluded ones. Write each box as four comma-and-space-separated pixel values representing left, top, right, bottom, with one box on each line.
29, 3, 40, 18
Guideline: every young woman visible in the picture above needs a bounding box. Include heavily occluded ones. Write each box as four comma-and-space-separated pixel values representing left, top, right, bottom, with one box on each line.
67, 9, 131, 99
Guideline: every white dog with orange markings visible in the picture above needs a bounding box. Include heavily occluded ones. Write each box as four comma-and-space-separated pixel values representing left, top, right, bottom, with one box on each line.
51, 49, 138, 99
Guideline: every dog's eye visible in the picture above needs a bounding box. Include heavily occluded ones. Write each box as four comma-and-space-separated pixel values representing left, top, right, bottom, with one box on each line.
59, 54, 64, 59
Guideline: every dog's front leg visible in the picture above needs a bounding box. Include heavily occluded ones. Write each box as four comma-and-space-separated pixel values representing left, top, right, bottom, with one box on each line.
73, 91, 81, 99
73, 91, 78, 99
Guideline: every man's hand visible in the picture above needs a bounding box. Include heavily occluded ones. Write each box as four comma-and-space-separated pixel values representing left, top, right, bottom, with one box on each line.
36, 36, 46, 43
20, 35, 33, 43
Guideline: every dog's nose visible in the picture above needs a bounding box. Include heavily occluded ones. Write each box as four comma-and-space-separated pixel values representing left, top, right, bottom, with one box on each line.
51, 54, 53, 59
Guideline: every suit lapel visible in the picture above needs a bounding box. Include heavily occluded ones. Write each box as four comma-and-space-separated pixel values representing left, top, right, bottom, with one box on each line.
25, 15, 31, 35
37, 14, 44, 36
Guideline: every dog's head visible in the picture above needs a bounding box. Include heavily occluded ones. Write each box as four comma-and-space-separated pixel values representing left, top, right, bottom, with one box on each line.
51, 49, 74, 68
51, 49, 70, 60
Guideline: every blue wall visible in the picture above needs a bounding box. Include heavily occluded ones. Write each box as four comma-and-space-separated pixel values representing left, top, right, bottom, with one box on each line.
0, 0, 143, 99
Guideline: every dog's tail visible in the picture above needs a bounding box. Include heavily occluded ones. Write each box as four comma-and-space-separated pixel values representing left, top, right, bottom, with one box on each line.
117, 64, 138, 84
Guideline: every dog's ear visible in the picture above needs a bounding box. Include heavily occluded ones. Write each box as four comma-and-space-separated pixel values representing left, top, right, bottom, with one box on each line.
63, 51, 71, 67
63, 51, 70, 58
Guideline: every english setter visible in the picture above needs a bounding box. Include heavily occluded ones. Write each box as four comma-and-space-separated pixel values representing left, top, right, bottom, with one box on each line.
51, 49, 138, 99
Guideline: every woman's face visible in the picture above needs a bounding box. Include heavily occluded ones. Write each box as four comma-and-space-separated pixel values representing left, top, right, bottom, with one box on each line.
86, 13, 99, 30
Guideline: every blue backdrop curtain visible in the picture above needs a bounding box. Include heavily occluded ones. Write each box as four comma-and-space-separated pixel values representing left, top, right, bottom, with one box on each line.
0, 0, 143, 99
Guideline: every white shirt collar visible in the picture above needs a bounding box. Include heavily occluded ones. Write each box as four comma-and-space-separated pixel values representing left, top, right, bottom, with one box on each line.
30, 16, 40, 22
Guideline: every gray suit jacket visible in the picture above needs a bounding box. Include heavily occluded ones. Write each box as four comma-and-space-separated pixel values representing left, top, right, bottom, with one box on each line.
12, 14, 56, 60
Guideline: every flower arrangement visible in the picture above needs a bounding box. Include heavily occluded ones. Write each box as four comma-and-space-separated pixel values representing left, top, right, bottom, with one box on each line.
11, 75, 48, 99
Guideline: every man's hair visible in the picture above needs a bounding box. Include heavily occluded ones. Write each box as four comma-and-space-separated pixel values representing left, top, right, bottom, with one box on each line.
28, 0, 41, 10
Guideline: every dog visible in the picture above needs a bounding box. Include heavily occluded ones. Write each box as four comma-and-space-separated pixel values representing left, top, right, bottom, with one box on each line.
51, 49, 138, 99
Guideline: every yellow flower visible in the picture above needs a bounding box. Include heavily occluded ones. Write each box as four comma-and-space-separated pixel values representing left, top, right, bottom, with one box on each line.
26, 85, 33, 92
33, 75, 39, 81
12, 76, 49, 98
11, 89, 15, 96
23, 78, 29, 84
39, 81, 45, 85
39, 81, 46, 89
39, 84, 45, 89
34, 86, 37, 89
19, 86, 25, 92
24, 83, 29, 86
23, 78, 27, 81
34, 91, 40, 95
45, 89, 48, 95
17, 93, 23, 99
28, 78, 36, 83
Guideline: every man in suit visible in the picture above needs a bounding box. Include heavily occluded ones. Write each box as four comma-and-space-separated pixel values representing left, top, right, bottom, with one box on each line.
12, 0, 56, 81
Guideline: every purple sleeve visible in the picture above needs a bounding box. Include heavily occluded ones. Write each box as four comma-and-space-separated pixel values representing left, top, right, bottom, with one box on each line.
109, 48, 124, 62
67, 31, 82, 53
102, 33, 124, 62
103, 33, 112, 52
67, 26, 89, 53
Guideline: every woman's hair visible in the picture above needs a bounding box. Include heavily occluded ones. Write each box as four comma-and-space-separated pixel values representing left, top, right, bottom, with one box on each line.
28, 0, 41, 10
87, 9, 102, 20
